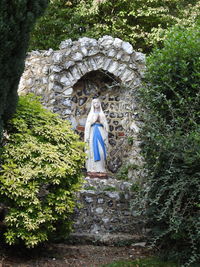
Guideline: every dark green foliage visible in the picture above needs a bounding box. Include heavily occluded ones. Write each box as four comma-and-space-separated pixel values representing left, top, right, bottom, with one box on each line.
0, 94, 85, 247
29, 0, 200, 52
29, 0, 80, 50
138, 25, 200, 266
0, 0, 48, 139
116, 163, 139, 181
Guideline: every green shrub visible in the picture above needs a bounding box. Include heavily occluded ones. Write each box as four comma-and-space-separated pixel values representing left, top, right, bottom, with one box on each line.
138, 24, 200, 266
0, 94, 85, 248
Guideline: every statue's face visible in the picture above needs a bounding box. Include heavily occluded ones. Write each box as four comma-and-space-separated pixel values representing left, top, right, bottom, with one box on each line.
93, 99, 100, 109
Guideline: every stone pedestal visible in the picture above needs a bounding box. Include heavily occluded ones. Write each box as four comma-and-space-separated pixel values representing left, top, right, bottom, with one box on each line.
69, 177, 147, 245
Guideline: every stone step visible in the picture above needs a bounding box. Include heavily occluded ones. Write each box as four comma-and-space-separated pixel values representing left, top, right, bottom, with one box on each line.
72, 180, 147, 244
83, 177, 133, 191
67, 232, 145, 246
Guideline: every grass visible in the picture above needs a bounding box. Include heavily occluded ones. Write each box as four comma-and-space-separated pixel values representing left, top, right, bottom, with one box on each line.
84, 185, 96, 190
103, 186, 118, 191
101, 257, 179, 267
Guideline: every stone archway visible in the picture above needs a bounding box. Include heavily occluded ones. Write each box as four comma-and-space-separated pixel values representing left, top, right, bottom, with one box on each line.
50, 36, 145, 117
19, 36, 145, 176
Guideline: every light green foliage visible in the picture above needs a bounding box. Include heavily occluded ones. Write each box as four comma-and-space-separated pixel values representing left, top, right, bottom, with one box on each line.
84, 185, 96, 191
138, 24, 200, 265
77, 0, 200, 53
0, 94, 85, 248
29, 0, 200, 52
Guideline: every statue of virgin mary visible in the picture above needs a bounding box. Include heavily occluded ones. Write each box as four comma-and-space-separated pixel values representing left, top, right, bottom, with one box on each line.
84, 98, 108, 175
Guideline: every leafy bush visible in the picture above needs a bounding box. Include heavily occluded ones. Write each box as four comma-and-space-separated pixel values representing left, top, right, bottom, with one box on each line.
138, 24, 200, 266
0, 94, 85, 248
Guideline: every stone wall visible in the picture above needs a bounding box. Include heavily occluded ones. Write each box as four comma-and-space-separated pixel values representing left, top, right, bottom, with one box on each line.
18, 35, 145, 177
70, 177, 147, 245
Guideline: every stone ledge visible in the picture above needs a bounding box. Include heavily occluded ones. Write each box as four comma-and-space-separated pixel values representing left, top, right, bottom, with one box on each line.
67, 233, 145, 246
83, 177, 133, 191
87, 172, 108, 179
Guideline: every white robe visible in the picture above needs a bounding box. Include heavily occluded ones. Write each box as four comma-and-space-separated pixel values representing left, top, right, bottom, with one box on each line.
84, 104, 108, 173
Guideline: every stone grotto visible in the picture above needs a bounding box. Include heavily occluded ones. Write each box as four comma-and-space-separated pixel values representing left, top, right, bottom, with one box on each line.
18, 35, 147, 244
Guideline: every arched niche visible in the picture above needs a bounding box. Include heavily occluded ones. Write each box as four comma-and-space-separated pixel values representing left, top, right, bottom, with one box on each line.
18, 36, 145, 176
69, 69, 127, 173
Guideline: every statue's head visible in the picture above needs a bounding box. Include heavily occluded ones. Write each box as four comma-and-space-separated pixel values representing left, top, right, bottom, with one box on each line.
92, 98, 101, 110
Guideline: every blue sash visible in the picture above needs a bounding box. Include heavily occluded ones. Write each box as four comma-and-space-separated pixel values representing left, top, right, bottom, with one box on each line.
92, 123, 106, 162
